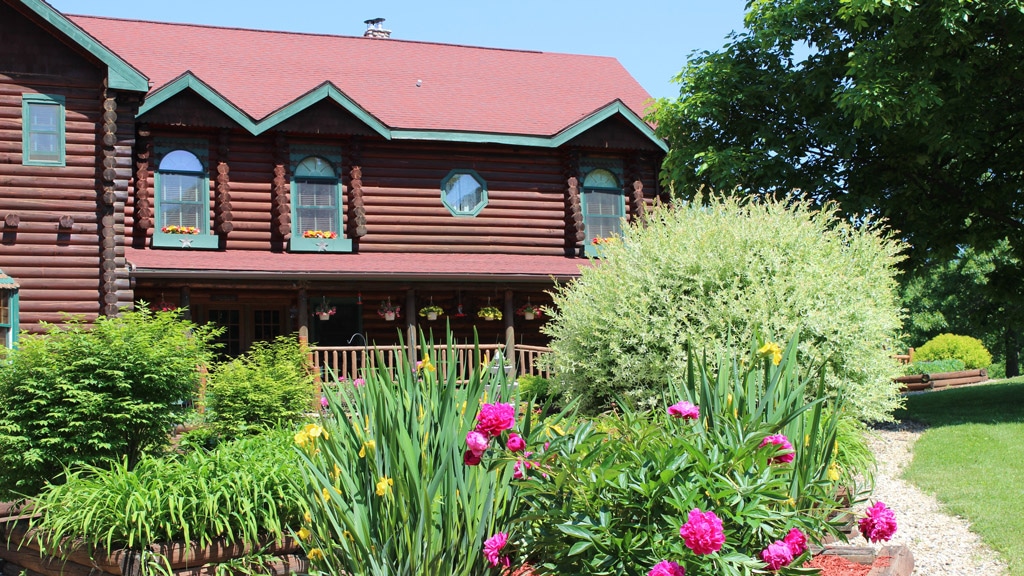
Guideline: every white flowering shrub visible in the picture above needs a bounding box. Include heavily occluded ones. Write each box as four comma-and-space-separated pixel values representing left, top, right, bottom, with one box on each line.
543, 196, 906, 422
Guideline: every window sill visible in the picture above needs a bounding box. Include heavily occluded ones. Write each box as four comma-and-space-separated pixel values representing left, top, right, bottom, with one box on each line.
152, 232, 220, 250
290, 236, 353, 253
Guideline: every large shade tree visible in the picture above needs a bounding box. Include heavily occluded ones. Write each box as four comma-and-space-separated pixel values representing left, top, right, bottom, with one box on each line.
652, 0, 1024, 370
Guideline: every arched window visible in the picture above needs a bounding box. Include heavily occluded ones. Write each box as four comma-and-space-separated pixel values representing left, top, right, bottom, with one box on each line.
294, 156, 339, 235
289, 149, 352, 253
152, 143, 218, 249
582, 168, 624, 255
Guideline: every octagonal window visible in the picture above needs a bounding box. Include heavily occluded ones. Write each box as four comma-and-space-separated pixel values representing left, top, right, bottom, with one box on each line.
441, 169, 487, 216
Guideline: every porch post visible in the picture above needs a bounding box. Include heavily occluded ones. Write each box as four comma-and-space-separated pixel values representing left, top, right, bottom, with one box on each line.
504, 289, 514, 371
406, 288, 417, 365
179, 286, 191, 320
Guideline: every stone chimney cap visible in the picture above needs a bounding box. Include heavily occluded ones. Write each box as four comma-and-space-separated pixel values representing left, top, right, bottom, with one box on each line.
363, 18, 391, 39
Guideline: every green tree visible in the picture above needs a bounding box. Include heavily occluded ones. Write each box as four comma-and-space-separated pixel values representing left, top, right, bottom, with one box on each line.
652, 0, 1024, 275
902, 242, 1024, 376
0, 308, 221, 498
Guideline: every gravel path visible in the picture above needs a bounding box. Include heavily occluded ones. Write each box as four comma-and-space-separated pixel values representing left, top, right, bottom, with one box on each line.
847, 421, 1008, 576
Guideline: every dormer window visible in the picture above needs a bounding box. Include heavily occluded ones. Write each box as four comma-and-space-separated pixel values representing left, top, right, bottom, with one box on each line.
289, 150, 352, 253
582, 167, 625, 257
152, 143, 218, 249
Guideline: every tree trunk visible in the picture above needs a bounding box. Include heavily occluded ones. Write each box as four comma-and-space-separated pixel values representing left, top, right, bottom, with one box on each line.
1005, 327, 1019, 378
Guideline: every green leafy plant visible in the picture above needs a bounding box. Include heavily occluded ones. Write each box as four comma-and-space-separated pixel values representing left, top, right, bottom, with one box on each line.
516, 374, 551, 401
293, 330, 525, 576
0, 307, 221, 499
902, 358, 966, 376
478, 306, 503, 320
418, 305, 445, 318
506, 335, 853, 576
544, 196, 906, 422
30, 429, 303, 561
203, 336, 316, 439
915, 333, 993, 370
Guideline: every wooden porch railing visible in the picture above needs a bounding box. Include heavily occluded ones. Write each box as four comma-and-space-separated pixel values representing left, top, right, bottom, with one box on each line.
311, 343, 553, 382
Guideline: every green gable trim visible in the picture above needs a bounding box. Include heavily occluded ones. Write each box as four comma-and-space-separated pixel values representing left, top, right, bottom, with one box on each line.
138, 75, 666, 152
257, 83, 390, 138
18, 0, 149, 92
140, 74, 258, 131
389, 101, 667, 152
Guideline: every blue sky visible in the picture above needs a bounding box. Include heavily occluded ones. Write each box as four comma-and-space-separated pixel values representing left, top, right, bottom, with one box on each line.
48, 0, 749, 100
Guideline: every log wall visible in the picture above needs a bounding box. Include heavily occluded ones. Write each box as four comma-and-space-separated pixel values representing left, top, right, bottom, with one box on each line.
126, 128, 662, 256
0, 4, 126, 334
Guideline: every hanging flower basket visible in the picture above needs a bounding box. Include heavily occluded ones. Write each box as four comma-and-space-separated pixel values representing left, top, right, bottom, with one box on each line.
378, 299, 401, 321
517, 303, 544, 321
419, 305, 444, 321
314, 298, 336, 321
477, 306, 502, 321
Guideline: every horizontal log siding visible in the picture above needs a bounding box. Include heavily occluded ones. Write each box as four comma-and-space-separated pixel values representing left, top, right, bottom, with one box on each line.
129, 132, 581, 254
0, 79, 105, 331
357, 142, 567, 254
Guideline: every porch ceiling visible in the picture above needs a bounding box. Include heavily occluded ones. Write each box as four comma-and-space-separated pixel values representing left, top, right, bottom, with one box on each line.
125, 248, 591, 283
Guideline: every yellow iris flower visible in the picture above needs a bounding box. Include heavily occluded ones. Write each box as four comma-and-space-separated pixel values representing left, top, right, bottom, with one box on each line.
376, 476, 394, 497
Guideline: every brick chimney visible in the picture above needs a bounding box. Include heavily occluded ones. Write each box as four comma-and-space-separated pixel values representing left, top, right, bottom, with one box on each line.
363, 18, 391, 39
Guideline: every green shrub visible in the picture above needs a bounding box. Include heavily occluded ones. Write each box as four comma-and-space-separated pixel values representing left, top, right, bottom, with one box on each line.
30, 429, 303, 559
517, 374, 551, 401
543, 196, 906, 422
204, 336, 316, 438
902, 358, 966, 376
505, 335, 853, 575
0, 308, 220, 499
915, 333, 993, 370
294, 331, 532, 576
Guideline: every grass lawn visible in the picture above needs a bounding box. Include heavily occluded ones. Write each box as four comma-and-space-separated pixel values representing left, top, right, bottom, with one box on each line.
894, 379, 1024, 576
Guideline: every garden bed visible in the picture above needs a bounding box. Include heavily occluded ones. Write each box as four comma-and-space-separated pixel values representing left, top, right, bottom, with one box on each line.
0, 520, 305, 576
808, 545, 914, 576
895, 368, 987, 392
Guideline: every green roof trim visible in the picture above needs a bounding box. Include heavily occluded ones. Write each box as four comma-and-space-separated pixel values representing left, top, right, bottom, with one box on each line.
139, 73, 258, 130
138, 74, 666, 151
18, 0, 149, 92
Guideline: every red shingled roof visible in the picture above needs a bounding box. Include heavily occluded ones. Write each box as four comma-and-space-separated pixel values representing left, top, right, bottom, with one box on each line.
125, 248, 590, 282
69, 15, 654, 136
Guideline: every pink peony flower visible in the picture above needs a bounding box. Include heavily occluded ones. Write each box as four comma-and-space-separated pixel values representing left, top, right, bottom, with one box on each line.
679, 509, 725, 555
483, 532, 511, 567
506, 433, 526, 452
353, 378, 366, 387
463, 450, 482, 466
320, 396, 329, 408
759, 434, 795, 464
668, 400, 700, 420
858, 501, 897, 542
783, 528, 807, 556
466, 430, 489, 455
513, 460, 525, 480
761, 540, 794, 571
648, 560, 685, 576
475, 403, 516, 437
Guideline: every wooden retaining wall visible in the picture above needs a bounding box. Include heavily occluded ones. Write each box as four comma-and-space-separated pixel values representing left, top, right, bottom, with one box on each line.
0, 520, 305, 576
895, 368, 988, 392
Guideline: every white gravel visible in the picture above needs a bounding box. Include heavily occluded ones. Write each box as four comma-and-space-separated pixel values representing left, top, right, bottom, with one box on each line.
848, 421, 1009, 576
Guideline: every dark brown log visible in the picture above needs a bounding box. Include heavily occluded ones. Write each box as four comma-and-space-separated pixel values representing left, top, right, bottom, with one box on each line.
4, 213, 19, 227
102, 132, 117, 147
894, 374, 930, 384
934, 375, 988, 387
57, 215, 75, 229
924, 369, 987, 381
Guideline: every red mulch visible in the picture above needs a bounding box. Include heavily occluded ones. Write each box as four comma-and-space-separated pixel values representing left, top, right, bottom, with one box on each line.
513, 555, 892, 576
804, 554, 892, 576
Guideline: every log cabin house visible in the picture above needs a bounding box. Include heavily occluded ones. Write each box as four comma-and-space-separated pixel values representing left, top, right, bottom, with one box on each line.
0, 0, 667, 369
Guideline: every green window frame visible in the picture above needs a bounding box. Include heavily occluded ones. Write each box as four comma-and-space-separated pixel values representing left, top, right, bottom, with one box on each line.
152, 141, 218, 250
0, 271, 19, 349
441, 169, 488, 216
581, 163, 625, 257
289, 147, 352, 253
22, 93, 65, 166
